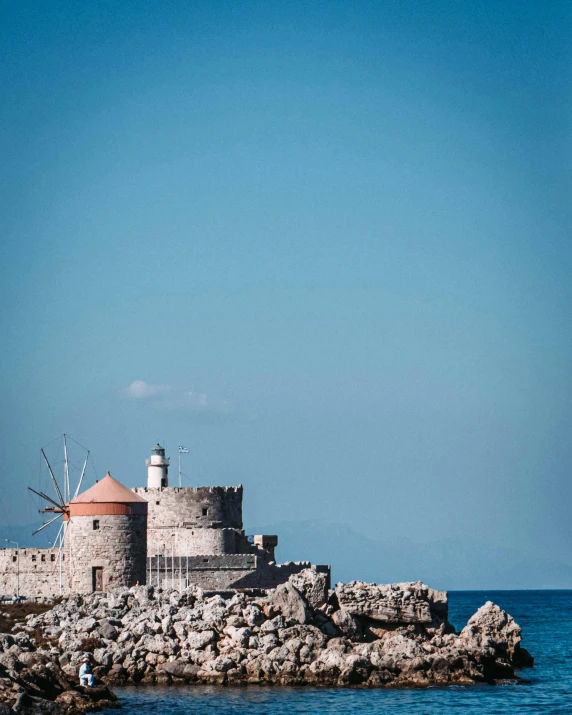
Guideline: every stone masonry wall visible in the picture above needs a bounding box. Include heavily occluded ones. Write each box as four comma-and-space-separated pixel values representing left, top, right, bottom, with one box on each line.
145, 553, 331, 591
0, 547, 69, 599
146, 527, 239, 559
133, 486, 243, 557
66, 514, 147, 593
146, 554, 257, 591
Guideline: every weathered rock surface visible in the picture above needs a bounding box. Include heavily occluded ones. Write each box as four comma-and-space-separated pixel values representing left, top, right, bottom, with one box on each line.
0, 570, 533, 711
459, 601, 534, 669
0, 631, 118, 713
335, 581, 448, 624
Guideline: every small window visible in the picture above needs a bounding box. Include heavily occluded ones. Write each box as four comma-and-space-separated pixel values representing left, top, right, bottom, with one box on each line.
202, 508, 208, 516
203, 558, 208, 563
31, 555, 36, 562
12, 556, 16, 563
156, 501, 160, 505
50, 554, 56, 562
62, 554, 65, 561
41, 554, 45, 562
93, 520, 100, 530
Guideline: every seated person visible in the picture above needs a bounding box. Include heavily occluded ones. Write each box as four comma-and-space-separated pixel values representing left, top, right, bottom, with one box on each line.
79, 657, 95, 687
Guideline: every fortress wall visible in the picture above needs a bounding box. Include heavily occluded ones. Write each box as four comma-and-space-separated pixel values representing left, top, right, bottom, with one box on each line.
146, 525, 239, 558
134, 486, 243, 557
0, 547, 68, 599
134, 486, 243, 529
147, 553, 258, 591
66, 513, 147, 593
145, 554, 332, 592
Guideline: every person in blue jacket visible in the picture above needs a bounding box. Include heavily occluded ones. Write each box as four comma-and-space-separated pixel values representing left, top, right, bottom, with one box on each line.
79, 656, 95, 687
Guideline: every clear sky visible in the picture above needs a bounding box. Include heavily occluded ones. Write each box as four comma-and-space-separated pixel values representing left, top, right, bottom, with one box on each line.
1, 1, 571, 586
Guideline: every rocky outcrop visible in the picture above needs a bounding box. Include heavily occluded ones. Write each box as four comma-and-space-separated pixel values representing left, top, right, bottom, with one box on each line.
0, 631, 117, 713
459, 601, 534, 670
335, 581, 448, 624
0, 571, 533, 709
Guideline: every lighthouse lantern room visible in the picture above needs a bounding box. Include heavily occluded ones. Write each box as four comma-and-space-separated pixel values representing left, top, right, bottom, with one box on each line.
145, 443, 170, 489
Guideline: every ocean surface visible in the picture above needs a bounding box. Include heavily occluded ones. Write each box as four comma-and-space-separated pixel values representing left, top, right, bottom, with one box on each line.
106, 591, 572, 714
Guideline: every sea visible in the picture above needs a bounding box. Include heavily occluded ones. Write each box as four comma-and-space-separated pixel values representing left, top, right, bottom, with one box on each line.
105, 590, 572, 714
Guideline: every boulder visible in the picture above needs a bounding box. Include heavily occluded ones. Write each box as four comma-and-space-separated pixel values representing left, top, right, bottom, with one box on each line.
335, 581, 448, 624
273, 584, 311, 625
289, 569, 328, 609
186, 630, 217, 650
332, 609, 362, 640
12, 692, 62, 714
459, 601, 534, 667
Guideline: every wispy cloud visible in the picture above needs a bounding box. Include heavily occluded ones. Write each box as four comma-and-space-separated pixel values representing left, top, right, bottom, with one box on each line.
121, 380, 235, 422
123, 380, 171, 399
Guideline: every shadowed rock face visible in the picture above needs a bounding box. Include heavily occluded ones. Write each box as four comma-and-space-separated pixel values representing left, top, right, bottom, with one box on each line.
0, 571, 533, 709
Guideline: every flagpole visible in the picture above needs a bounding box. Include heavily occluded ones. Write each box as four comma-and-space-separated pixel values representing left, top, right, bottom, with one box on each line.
178, 445, 190, 487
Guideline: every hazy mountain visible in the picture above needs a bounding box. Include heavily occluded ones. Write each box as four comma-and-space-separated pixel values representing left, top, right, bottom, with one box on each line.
248, 520, 572, 590
3, 519, 571, 590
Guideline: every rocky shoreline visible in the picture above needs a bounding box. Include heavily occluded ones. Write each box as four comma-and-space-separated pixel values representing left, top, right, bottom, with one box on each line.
0, 570, 533, 713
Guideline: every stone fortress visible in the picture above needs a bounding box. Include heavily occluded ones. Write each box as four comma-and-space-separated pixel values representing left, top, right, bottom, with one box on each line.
0, 444, 330, 598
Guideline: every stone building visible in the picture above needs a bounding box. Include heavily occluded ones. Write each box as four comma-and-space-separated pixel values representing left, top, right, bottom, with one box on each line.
65, 472, 148, 593
135, 444, 328, 591
135, 484, 246, 557
0, 546, 63, 599
0, 444, 329, 598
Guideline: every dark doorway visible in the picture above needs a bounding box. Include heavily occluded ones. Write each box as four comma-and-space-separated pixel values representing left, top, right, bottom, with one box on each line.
92, 567, 103, 592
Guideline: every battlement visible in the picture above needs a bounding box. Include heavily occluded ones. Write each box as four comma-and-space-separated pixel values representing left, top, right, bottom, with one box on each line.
134, 485, 243, 496
134, 484, 244, 557
0, 547, 68, 599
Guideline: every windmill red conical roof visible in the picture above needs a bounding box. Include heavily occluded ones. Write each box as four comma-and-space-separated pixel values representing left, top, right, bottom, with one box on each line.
70, 472, 147, 504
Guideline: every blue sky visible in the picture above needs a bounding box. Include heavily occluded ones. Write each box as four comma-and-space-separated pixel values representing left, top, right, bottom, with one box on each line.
1, 1, 571, 585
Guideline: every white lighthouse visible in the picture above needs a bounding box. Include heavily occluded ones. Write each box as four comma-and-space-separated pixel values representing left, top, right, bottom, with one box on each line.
145, 443, 170, 489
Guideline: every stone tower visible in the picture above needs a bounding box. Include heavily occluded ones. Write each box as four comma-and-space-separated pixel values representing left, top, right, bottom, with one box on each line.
65, 472, 148, 593
145, 443, 170, 489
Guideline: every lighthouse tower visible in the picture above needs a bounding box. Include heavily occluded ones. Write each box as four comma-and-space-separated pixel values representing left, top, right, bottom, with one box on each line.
145, 443, 170, 489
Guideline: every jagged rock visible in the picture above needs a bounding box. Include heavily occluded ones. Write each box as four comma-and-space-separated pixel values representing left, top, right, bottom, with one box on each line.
273, 583, 311, 625
335, 581, 448, 624
332, 609, 362, 640
98, 621, 118, 641
459, 601, 533, 667
54, 690, 92, 711
289, 570, 328, 609
13, 692, 62, 714
76, 617, 98, 634
186, 630, 217, 650
0, 635, 15, 653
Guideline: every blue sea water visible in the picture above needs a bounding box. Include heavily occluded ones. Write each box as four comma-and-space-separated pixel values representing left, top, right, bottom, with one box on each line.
107, 591, 572, 714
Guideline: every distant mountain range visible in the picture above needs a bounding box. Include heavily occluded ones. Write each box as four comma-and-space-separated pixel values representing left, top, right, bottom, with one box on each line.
3, 519, 571, 590
247, 519, 572, 591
